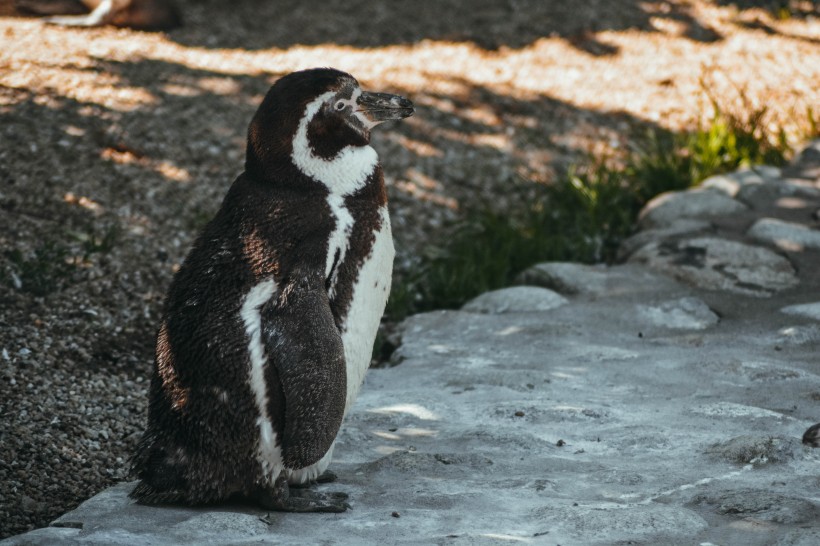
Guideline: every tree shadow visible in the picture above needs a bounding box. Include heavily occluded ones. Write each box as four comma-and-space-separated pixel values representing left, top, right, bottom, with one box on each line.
730, 14, 820, 44
714, 0, 819, 19
164, 0, 721, 54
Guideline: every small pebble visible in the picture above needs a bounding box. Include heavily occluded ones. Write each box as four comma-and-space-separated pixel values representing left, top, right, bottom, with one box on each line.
514, 410, 525, 417
391, 511, 400, 518
557, 439, 566, 447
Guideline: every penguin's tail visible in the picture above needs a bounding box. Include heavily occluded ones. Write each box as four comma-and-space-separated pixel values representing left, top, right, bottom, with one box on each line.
129, 481, 189, 505
128, 434, 192, 505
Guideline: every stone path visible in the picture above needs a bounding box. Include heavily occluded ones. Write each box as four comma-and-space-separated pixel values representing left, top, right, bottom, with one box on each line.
3, 142, 819, 545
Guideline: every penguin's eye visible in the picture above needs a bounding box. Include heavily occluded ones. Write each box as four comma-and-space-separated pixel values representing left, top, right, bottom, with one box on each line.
334, 100, 346, 112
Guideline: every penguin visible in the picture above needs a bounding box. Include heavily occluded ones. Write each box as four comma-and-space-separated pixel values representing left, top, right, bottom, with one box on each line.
15, 0, 181, 30
129, 68, 414, 512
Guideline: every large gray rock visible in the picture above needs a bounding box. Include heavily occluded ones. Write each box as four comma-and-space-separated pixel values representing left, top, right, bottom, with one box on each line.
781, 139, 820, 180
617, 218, 711, 259
629, 236, 799, 297
703, 166, 820, 209
775, 323, 820, 346
705, 435, 800, 465
748, 217, 820, 252
636, 296, 718, 330
515, 262, 610, 295
638, 188, 747, 229
701, 166, 783, 197
6, 267, 819, 545
461, 286, 568, 313
514, 262, 681, 297
781, 301, 820, 321
690, 489, 819, 524
737, 180, 820, 208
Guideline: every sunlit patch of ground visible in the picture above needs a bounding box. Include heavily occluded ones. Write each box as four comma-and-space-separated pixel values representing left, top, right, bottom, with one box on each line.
3, 2, 817, 125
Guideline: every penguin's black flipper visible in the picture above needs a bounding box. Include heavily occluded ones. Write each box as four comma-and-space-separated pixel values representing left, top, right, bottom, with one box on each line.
261, 274, 347, 471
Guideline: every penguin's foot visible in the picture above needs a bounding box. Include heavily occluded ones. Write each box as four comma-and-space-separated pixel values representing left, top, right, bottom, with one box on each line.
257, 488, 350, 513
316, 469, 338, 483
255, 474, 350, 513
290, 469, 338, 489
285, 488, 350, 513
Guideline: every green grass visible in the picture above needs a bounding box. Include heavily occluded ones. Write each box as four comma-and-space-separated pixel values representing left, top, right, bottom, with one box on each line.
803, 106, 818, 141
385, 99, 801, 320
68, 222, 122, 259
386, 164, 642, 319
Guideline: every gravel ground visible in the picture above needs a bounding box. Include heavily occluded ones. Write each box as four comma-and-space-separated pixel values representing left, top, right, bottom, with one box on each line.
1, 0, 819, 538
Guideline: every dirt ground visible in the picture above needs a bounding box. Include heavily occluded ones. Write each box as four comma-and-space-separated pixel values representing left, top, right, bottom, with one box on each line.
0, 0, 818, 538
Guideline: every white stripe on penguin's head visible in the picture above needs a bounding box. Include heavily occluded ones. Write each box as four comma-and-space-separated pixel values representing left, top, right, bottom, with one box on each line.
291, 90, 378, 195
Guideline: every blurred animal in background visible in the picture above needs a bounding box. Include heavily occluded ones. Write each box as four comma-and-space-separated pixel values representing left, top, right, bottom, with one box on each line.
15, 0, 181, 30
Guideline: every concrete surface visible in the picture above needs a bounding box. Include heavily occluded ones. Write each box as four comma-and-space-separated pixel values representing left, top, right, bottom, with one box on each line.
4, 265, 818, 546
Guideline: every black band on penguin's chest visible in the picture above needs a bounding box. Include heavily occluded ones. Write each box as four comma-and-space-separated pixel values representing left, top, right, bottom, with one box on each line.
326, 174, 386, 329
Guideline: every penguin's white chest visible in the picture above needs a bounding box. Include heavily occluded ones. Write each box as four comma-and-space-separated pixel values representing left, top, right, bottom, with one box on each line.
339, 206, 394, 415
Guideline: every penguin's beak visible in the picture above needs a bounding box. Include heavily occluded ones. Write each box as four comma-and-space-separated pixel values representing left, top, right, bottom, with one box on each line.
356, 91, 414, 124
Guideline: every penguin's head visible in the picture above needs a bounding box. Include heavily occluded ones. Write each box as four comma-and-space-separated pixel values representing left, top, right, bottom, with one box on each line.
246, 68, 414, 183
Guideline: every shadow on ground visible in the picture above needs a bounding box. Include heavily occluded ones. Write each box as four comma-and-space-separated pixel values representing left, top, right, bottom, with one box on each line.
165, 0, 725, 53
2, 0, 727, 53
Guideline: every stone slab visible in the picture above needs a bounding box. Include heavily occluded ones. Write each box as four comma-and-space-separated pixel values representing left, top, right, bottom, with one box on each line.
748, 217, 820, 252
635, 296, 719, 330
629, 236, 799, 297
461, 286, 568, 313
5, 276, 819, 546
781, 302, 820, 321
516, 261, 685, 298
701, 166, 782, 198
638, 188, 747, 229
781, 139, 820, 181
617, 218, 712, 260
